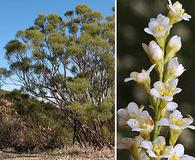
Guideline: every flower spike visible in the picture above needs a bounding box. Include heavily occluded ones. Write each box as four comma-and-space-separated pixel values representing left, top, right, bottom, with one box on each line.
118, 1, 194, 159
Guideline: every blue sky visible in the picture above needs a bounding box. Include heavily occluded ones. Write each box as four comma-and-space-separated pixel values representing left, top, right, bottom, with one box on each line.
0, 0, 114, 90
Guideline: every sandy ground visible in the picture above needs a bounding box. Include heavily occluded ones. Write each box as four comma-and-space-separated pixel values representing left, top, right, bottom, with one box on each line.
0, 146, 114, 160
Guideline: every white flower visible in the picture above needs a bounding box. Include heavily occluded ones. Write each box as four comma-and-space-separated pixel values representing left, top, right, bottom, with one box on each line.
165, 57, 185, 81
141, 136, 170, 158
127, 109, 154, 135
158, 110, 195, 131
118, 103, 154, 135
142, 41, 163, 63
165, 144, 195, 160
118, 136, 148, 159
124, 64, 156, 83
168, 0, 191, 23
117, 102, 144, 127
150, 78, 182, 101
118, 136, 143, 150
144, 14, 172, 37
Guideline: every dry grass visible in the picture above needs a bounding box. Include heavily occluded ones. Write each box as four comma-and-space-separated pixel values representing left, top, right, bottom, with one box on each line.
0, 146, 114, 160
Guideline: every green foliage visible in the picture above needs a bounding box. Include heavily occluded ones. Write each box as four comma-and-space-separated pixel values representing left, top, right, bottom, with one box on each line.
5, 40, 26, 57
25, 30, 45, 47
48, 32, 67, 53
75, 4, 92, 15
34, 14, 46, 27
82, 23, 101, 35
64, 10, 74, 17
75, 4, 103, 22
67, 78, 89, 100
47, 13, 62, 26
67, 42, 83, 56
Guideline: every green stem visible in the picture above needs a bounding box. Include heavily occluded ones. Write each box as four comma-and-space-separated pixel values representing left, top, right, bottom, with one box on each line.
152, 31, 168, 140
153, 100, 162, 139
153, 61, 165, 139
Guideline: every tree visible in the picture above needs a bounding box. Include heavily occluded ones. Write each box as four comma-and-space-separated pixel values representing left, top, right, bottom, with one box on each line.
0, 68, 9, 88
5, 4, 115, 147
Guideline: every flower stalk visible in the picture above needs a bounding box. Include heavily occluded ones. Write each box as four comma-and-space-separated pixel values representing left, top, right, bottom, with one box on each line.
118, 1, 195, 159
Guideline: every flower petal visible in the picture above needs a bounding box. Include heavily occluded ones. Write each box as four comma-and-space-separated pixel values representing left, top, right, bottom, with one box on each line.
168, 0, 172, 6
158, 118, 169, 126
141, 141, 153, 150
187, 125, 195, 130
124, 77, 134, 82
154, 81, 165, 91
127, 102, 140, 117
127, 119, 140, 129
150, 88, 161, 98
132, 128, 142, 132
162, 96, 173, 101
181, 155, 195, 160
141, 110, 150, 120
148, 20, 159, 31
147, 150, 157, 158
172, 110, 183, 119
118, 108, 128, 118
173, 88, 182, 95
168, 78, 179, 89
144, 28, 153, 35
174, 144, 184, 157
147, 64, 156, 74
183, 118, 193, 126
166, 102, 178, 111
118, 119, 128, 126
153, 136, 166, 145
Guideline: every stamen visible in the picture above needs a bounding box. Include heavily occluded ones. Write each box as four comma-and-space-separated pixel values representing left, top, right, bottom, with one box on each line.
154, 26, 164, 33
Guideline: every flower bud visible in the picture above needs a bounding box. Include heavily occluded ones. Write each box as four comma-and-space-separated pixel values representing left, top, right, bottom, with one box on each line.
165, 35, 181, 63
164, 57, 185, 82
142, 41, 164, 64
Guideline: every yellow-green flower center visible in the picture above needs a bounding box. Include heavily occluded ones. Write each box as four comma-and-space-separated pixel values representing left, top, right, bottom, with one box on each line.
132, 72, 139, 78
171, 154, 179, 160
140, 119, 154, 129
153, 143, 166, 156
133, 120, 138, 125
141, 123, 147, 129
175, 8, 185, 15
171, 116, 185, 126
160, 87, 175, 97
154, 26, 164, 33
173, 1, 185, 15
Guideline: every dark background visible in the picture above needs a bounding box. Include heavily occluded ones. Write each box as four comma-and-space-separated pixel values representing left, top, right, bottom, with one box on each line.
117, 0, 195, 159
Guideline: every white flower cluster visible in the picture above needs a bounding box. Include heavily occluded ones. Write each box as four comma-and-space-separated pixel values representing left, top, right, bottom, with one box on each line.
118, 0, 195, 159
